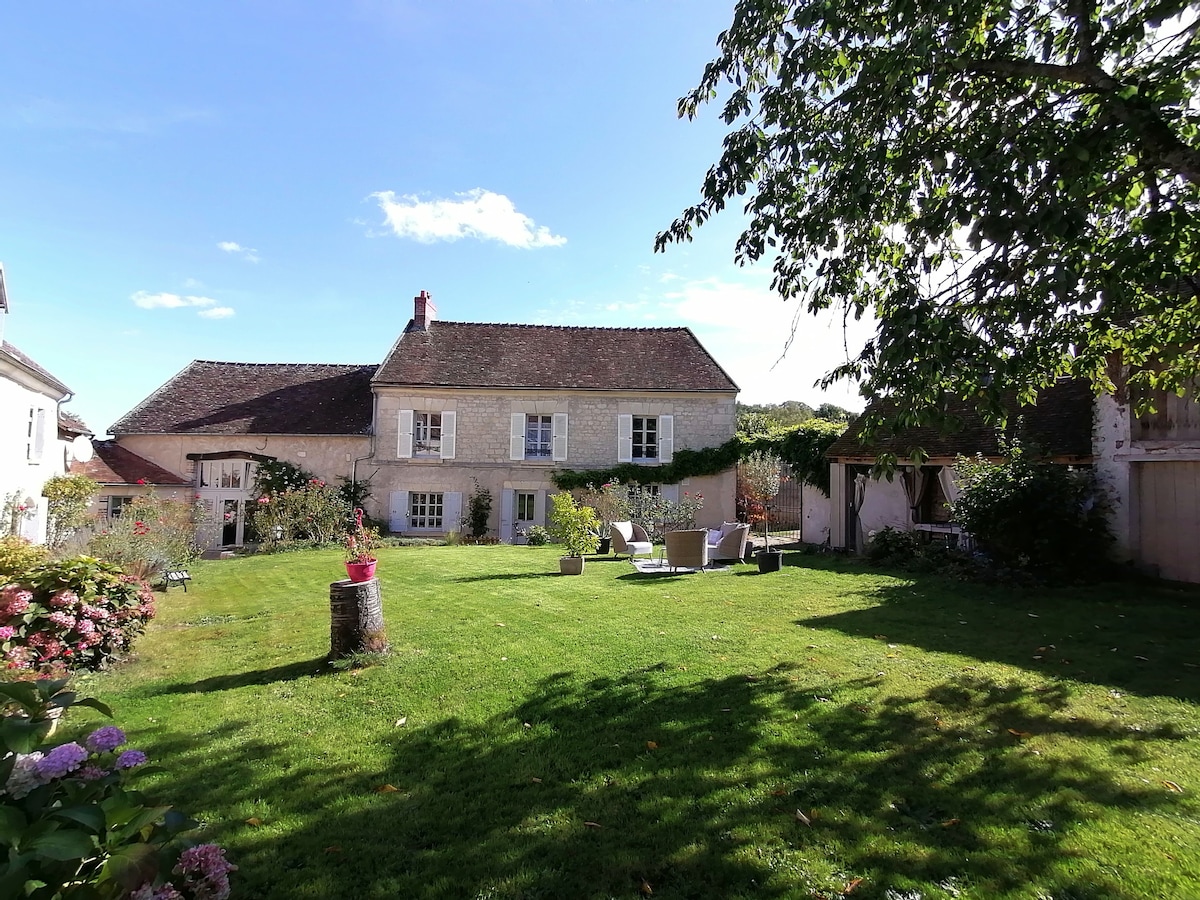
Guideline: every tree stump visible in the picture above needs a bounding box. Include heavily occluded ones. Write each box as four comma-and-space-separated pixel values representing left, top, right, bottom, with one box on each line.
329, 578, 389, 660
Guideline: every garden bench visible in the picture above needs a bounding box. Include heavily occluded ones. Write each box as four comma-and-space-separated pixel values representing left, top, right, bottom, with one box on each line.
165, 570, 191, 592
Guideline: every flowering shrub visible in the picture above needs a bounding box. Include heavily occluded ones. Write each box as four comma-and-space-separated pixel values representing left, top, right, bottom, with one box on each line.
87, 491, 202, 582
524, 525, 550, 546
0, 535, 49, 580
2, 557, 155, 673
249, 478, 350, 549
0, 678, 236, 899
581, 482, 705, 542
43, 473, 99, 550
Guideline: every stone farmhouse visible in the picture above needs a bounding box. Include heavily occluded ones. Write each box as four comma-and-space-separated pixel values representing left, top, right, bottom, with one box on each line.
106, 292, 740, 550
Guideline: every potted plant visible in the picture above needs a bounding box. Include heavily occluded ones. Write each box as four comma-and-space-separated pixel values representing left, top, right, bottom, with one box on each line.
740, 451, 784, 573
344, 508, 380, 582
547, 492, 600, 575
580, 482, 625, 554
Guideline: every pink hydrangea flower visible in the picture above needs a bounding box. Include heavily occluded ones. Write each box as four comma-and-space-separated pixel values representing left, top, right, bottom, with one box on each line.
174, 843, 237, 900
48, 611, 77, 630
0, 625, 15, 640
49, 590, 80, 609
82, 605, 110, 621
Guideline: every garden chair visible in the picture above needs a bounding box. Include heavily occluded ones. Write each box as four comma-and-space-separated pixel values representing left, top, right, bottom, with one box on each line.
706, 522, 751, 564
610, 521, 653, 563
664, 529, 708, 572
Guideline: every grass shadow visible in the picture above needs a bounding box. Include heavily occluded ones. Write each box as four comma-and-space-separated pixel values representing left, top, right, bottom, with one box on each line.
140, 664, 1188, 899
147, 657, 331, 696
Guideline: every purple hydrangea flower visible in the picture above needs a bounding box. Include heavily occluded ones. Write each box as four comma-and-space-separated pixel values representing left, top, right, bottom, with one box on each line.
86, 725, 126, 754
116, 749, 148, 769
76, 764, 110, 781
35, 742, 88, 780
130, 883, 184, 900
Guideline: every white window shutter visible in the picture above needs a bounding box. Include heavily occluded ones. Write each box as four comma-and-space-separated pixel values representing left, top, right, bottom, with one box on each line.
389, 491, 409, 532
398, 410, 414, 458
440, 411, 457, 459
443, 491, 463, 532
658, 415, 674, 463
617, 414, 633, 463
34, 409, 46, 461
552, 413, 569, 461
500, 489, 515, 542
534, 490, 547, 527
510, 413, 526, 460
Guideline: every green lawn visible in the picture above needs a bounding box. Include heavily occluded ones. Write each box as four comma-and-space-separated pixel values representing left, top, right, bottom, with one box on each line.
74, 546, 1200, 899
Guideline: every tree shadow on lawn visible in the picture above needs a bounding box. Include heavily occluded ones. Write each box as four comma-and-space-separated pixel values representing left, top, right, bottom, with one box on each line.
146, 656, 331, 695
142, 664, 1186, 899
792, 559, 1200, 703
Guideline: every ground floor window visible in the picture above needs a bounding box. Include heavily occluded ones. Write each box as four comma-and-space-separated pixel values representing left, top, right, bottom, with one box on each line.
516, 491, 536, 523
107, 496, 133, 518
410, 492, 444, 529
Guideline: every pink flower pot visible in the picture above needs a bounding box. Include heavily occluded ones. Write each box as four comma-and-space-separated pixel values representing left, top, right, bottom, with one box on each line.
345, 560, 377, 582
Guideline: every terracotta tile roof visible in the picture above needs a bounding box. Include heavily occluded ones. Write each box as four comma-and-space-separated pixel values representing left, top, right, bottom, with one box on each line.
373, 321, 739, 392
110, 361, 376, 435
1, 341, 71, 395
827, 379, 1095, 462
71, 440, 190, 486
58, 410, 91, 438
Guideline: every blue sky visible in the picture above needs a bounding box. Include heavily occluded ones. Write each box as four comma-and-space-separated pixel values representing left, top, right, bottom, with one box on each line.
1, 1, 870, 437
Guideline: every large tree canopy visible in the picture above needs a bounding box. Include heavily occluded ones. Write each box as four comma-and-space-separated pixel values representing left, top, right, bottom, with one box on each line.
657, 0, 1200, 437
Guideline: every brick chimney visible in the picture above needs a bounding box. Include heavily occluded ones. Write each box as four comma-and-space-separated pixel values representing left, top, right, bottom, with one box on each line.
412, 290, 437, 332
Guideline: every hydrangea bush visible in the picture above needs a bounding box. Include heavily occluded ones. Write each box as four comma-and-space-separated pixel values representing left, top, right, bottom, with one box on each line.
2, 557, 156, 674
0, 678, 235, 899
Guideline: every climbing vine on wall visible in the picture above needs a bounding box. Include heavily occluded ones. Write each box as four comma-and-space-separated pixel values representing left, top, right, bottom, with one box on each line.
551, 420, 845, 496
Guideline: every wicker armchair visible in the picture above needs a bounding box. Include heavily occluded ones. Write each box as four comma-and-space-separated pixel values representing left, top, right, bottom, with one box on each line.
610, 521, 653, 562
664, 529, 708, 572
707, 523, 751, 563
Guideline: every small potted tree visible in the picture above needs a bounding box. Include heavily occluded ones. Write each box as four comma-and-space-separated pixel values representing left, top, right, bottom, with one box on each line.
740, 451, 784, 573
547, 492, 600, 575
580, 482, 626, 554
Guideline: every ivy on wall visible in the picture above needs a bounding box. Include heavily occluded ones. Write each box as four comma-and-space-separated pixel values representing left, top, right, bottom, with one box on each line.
551, 420, 845, 496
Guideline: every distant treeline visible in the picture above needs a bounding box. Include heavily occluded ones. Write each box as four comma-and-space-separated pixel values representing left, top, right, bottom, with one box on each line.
737, 400, 857, 433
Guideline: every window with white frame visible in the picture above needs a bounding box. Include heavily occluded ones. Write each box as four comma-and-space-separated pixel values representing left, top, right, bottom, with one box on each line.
414, 413, 442, 456
632, 416, 658, 459
409, 492, 444, 529
618, 413, 673, 464
107, 496, 132, 518
525, 415, 552, 458
198, 460, 256, 489
516, 491, 536, 522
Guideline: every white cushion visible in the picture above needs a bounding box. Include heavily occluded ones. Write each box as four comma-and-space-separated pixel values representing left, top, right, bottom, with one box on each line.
706, 528, 723, 546
611, 521, 634, 541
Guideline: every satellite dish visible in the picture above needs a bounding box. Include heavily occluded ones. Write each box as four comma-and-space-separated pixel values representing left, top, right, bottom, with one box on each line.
71, 435, 94, 463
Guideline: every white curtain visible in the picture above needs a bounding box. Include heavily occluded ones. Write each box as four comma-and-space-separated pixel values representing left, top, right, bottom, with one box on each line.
852, 473, 868, 554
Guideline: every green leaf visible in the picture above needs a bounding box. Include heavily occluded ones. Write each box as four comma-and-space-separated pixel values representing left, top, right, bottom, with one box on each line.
28, 828, 95, 861
52, 805, 106, 833
100, 841, 160, 891
0, 806, 27, 846
70, 698, 113, 718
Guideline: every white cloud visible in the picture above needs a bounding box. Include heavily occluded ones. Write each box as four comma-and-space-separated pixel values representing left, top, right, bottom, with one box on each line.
217, 241, 259, 262
132, 291, 216, 310
131, 291, 235, 319
371, 189, 566, 248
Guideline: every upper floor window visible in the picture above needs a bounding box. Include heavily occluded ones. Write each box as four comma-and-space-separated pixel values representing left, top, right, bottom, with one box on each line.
414, 413, 442, 457
399, 410, 457, 460
525, 415, 552, 458
632, 416, 658, 459
618, 413, 674, 464
509, 412, 567, 462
